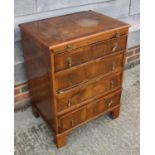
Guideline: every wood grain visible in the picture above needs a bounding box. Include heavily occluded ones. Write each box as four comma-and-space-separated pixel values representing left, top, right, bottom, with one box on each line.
20, 11, 129, 148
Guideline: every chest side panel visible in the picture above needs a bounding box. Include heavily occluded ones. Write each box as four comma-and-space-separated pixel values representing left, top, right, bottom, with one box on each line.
21, 30, 56, 130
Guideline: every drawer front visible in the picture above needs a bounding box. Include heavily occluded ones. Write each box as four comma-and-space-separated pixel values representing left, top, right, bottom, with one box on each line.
54, 36, 127, 71
87, 90, 121, 119
53, 27, 128, 55
104, 90, 121, 109
86, 97, 106, 119
56, 53, 124, 92
59, 90, 121, 132
57, 72, 122, 112
59, 108, 87, 132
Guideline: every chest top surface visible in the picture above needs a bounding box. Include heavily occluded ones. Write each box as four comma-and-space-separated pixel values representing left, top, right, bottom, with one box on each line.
20, 11, 129, 49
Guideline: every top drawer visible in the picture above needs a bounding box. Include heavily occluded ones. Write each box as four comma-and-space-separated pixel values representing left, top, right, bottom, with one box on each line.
54, 36, 127, 72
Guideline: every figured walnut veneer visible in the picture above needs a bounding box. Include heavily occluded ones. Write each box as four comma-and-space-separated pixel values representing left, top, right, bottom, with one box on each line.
20, 11, 130, 148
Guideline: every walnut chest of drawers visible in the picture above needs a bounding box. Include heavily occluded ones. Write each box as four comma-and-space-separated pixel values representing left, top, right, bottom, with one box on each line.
20, 11, 130, 148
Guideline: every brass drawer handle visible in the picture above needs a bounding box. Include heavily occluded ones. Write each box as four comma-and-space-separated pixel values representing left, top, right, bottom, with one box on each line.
67, 57, 72, 68
112, 61, 116, 71
66, 45, 72, 52
112, 43, 118, 52
110, 80, 115, 89
67, 98, 72, 107
70, 119, 74, 127
107, 100, 113, 107
58, 90, 64, 94
116, 32, 120, 38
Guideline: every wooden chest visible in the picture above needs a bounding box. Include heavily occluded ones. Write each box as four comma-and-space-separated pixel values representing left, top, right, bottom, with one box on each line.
20, 11, 130, 148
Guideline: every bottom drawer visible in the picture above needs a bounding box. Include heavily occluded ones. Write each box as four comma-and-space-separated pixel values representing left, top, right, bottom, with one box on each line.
59, 108, 87, 132
87, 90, 121, 119
59, 90, 121, 132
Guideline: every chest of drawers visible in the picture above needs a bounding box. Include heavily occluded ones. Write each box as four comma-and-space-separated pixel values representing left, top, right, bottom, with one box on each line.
20, 11, 130, 148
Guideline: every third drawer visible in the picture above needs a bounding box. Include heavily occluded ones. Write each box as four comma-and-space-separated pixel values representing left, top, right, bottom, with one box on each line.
56, 72, 122, 113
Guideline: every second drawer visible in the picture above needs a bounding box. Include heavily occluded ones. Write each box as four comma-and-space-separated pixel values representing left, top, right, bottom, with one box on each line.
56, 72, 122, 113
55, 52, 124, 92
